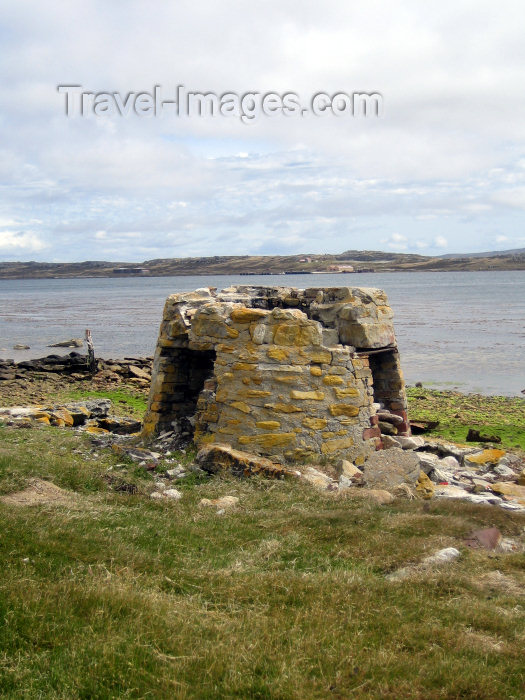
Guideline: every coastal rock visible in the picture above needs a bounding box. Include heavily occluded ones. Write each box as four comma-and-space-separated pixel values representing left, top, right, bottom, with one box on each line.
394, 436, 425, 450
196, 444, 291, 479
464, 449, 506, 468
415, 471, 434, 499
96, 415, 142, 435
340, 460, 363, 479
361, 448, 420, 490
128, 365, 151, 381
301, 467, 336, 490
491, 482, 525, 506
48, 338, 83, 348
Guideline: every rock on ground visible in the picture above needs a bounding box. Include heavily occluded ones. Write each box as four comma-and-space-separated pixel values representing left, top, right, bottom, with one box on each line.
196, 444, 292, 479
361, 448, 421, 490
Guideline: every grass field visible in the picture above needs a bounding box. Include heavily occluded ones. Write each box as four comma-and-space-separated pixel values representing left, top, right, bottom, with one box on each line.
407, 388, 525, 450
0, 422, 524, 699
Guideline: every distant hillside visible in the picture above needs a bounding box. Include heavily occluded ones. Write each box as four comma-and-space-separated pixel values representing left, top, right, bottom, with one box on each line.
439, 247, 525, 259
0, 249, 524, 279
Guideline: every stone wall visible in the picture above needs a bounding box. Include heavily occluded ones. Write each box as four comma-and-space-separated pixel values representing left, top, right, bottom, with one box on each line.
142, 285, 410, 465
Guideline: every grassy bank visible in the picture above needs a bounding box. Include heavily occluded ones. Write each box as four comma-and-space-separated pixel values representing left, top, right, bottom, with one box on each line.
407, 388, 525, 450
1, 423, 524, 699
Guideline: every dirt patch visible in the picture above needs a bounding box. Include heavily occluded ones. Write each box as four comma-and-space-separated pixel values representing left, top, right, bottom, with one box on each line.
0, 479, 79, 507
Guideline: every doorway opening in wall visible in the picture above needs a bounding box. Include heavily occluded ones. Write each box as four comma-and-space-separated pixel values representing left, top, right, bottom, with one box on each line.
364, 347, 398, 411
177, 348, 216, 439
358, 346, 408, 437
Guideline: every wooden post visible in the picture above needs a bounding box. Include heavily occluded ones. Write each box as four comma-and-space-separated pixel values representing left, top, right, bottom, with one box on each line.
85, 329, 96, 374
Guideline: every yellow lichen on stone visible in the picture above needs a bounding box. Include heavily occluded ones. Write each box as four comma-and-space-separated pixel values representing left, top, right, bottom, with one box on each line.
322, 432, 336, 439
310, 366, 322, 376
267, 347, 289, 361
230, 308, 268, 323
230, 401, 252, 414
85, 426, 109, 435
416, 471, 435, 499
329, 404, 360, 417
302, 417, 327, 430
290, 390, 325, 400
321, 436, 354, 453
242, 389, 272, 398
264, 403, 303, 413
273, 322, 321, 347
466, 449, 506, 465
306, 349, 331, 364
333, 387, 360, 398
274, 375, 297, 383
233, 362, 257, 372
238, 432, 296, 447
322, 375, 344, 386
256, 420, 281, 430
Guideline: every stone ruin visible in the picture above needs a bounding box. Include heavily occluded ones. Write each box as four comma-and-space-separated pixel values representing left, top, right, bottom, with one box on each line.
142, 285, 410, 466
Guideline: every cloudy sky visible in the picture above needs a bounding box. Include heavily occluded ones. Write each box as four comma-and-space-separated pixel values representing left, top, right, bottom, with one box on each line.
1, 0, 525, 262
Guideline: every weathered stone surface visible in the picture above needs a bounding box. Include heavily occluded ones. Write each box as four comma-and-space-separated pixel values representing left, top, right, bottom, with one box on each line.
491, 482, 525, 505
142, 285, 408, 465
464, 449, 506, 467
361, 448, 420, 490
196, 444, 291, 478
416, 471, 435, 499
48, 338, 83, 348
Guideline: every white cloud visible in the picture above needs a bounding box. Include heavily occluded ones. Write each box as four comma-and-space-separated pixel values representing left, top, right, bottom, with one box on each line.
1, 1, 525, 260
0, 230, 47, 252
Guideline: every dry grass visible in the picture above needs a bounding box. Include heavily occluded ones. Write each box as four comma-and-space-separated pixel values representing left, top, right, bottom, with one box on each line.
0, 422, 524, 699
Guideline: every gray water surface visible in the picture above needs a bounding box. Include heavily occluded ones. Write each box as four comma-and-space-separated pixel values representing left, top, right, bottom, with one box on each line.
0, 271, 524, 396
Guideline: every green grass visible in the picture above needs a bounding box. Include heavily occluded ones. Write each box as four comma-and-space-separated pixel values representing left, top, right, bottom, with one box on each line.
407, 388, 525, 450
65, 388, 148, 419
0, 424, 524, 698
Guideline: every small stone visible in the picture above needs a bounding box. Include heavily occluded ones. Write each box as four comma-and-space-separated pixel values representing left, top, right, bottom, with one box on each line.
199, 496, 239, 509
379, 421, 398, 436
439, 455, 460, 470
464, 527, 502, 551
415, 471, 434, 499
381, 435, 400, 449
493, 464, 515, 478
464, 449, 506, 468
362, 448, 420, 490
418, 452, 440, 473
163, 489, 182, 500
302, 467, 335, 490
395, 436, 425, 450
340, 460, 362, 479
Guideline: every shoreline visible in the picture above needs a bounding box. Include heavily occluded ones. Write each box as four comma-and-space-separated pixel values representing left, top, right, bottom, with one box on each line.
1, 352, 523, 451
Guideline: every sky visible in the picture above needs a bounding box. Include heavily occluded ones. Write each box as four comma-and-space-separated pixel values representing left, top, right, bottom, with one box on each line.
1, 0, 525, 262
